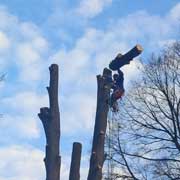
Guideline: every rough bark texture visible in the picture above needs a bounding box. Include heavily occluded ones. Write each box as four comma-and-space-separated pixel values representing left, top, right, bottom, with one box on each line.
69, 142, 82, 180
87, 68, 112, 180
38, 64, 61, 180
109, 44, 143, 70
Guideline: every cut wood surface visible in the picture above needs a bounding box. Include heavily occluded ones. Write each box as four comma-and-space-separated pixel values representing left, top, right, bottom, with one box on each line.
109, 44, 143, 70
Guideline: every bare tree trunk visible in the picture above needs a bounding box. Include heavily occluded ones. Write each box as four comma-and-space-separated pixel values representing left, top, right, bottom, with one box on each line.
87, 68, 112, 180
69, 142, 82, 180
38, 64, 61, 180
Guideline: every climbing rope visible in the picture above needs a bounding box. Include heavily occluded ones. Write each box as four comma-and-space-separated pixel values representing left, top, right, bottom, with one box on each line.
105, 95, 120, 180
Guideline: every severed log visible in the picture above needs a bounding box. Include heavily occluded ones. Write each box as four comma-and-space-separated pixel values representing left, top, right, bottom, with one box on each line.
38, 64, 61, 180
87, 68, 112, 180
69, 142, 82, 180
109, 44, 143, 71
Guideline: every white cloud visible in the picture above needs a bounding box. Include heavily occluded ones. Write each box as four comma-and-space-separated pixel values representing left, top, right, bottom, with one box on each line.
15, 41, 47, 82
0, 6, 49, 82
0, 145, 89, 180
0, 92, 48, 139
52, 48, 90, 83
0, 115, 40, 139
121, 60, 143, 88
1, 2, 178, 139
0, 31, 10, 50
0, 6, 19, 31
32, 37, 48, 53
2, 91, 48, 113
0, 7, 50, 140
20, 22, 42, 40
17, 43, 41, 64
77, 0, 112, 18
15, 35, 49, 82
50, 3, 180, 136
0, 3, 179, 179
0, 146, 45, 180
169, 2, 180, 20
61, 93, 96, 134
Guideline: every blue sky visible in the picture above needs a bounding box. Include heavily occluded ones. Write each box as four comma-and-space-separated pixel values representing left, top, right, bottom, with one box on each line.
0, 0, 179, 179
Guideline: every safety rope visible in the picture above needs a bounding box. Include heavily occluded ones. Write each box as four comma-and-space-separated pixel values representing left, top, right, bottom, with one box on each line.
106, 96, 119, 180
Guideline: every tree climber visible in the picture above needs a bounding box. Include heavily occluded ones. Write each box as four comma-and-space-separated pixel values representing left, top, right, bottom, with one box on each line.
109, 44, 143, 111
110, 70, 125, 111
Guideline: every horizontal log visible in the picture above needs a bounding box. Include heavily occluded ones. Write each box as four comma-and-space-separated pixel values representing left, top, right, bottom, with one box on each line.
109, 44, 143, 70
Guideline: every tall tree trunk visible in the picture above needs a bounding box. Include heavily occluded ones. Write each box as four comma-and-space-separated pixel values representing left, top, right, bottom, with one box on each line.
87, 68, 112, 180
69, 142, 82, 180
38, 64, 61, 180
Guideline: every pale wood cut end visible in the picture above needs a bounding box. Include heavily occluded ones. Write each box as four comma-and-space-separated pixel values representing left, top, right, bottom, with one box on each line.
136, 44, 143, 52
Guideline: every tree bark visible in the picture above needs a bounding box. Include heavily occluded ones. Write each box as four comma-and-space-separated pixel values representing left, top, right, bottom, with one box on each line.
109, 44, 143, 70
38, 64, 61, 180
69, 142, 82, 180
87, 68, 112, 180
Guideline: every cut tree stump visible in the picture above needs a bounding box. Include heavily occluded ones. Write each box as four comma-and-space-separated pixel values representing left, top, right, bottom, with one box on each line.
87, 68, 112, 180
38, 64, 61, 180
69, 142, 82, 180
